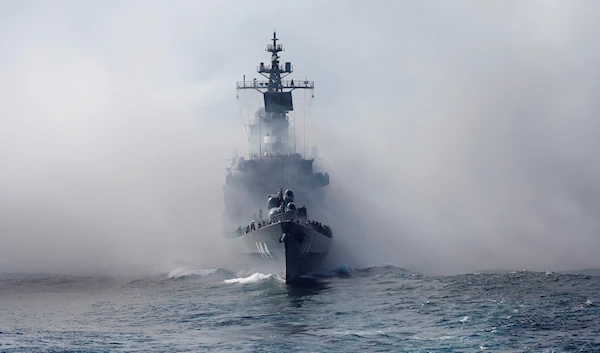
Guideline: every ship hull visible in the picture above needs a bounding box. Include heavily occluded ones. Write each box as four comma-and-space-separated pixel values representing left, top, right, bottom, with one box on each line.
230, 220, 331, 282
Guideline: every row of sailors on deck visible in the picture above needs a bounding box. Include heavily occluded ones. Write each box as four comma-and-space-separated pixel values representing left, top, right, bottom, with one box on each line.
237, 219, 329, 236
309, 220, 329, 234
238, 220, 275, 234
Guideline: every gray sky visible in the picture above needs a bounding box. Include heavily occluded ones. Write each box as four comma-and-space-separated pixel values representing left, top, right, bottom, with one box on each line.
1, 1, 599, 275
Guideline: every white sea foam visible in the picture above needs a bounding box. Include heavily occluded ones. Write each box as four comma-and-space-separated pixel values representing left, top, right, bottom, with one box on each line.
223, 273, 283, 284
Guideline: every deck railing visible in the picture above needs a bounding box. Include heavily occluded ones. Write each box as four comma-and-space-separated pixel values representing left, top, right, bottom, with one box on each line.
235, 217, 332, 238
236, 80, 314, 89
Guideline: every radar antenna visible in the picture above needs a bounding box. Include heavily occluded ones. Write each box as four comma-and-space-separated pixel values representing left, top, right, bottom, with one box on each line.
236, 32, 315, 159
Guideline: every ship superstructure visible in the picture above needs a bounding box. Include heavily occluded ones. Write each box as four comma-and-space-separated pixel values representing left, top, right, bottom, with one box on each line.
223, 33, 331, 281
238, 32, 312, 157
224, 32, 329, 226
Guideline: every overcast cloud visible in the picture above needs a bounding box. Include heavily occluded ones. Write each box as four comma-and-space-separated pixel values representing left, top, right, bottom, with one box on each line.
1, 1, 599, 275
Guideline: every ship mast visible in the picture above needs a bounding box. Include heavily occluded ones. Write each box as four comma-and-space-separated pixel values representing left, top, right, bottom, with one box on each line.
237, 32, 314, 159
265, 31, 284, 92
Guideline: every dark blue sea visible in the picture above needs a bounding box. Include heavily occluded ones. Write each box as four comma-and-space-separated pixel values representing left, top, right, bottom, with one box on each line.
1, 266, 599, 352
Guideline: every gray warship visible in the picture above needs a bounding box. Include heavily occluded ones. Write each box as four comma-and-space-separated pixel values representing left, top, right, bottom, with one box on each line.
223, 33, 331, 282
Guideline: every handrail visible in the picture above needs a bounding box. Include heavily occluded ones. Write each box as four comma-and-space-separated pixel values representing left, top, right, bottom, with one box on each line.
236, 80, 314, 89
257, 63, 293, 73
235, 218, 332, 238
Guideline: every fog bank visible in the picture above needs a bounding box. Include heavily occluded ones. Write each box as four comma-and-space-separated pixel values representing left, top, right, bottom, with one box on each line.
2, 1, 600, 275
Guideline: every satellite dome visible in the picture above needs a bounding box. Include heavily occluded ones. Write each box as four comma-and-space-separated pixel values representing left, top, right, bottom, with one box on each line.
269, 207, 281, 220
267, 196, 280, 209
285, 209, 297, 220
284, 189, 294, 199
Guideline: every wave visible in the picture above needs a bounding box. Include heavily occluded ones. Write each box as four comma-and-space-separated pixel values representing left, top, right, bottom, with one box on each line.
223, 273, 285, 285
311, 264, 414, 279
165, 264, 415, 284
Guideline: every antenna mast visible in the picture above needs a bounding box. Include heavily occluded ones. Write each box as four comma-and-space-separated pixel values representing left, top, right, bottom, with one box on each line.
236, 32, 315, 158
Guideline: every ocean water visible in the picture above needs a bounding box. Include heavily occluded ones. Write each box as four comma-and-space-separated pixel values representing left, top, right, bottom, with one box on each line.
1, 266, 599, 352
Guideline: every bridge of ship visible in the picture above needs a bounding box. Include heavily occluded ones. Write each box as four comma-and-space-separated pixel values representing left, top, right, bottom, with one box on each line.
225, 159, 329, 188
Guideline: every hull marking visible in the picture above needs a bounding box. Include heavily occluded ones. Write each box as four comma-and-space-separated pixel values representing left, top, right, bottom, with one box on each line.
263, 243, 273, 258
297, 236, 313, 258
256, 242, 273, 258
256, 242, 266, 258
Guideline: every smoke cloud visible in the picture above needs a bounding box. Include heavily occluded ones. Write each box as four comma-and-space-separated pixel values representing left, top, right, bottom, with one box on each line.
1, 1, 599, 275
